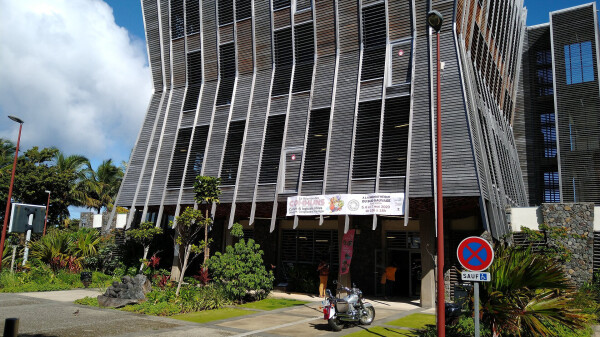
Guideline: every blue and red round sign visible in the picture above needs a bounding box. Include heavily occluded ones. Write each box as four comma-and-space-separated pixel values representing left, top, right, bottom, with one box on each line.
457, 237, 494, 272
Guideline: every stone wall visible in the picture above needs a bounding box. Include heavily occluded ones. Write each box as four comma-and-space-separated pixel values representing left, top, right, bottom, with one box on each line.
541, 203, 594, 287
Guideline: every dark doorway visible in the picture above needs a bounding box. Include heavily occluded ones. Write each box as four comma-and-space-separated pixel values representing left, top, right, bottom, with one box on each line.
388, 250, 421, 298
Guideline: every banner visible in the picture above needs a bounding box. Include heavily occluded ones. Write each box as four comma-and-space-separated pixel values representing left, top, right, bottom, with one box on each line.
340, 230, 355, 275
286, 193, 404, 216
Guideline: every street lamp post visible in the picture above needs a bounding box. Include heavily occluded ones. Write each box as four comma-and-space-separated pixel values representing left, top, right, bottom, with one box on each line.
0, 115, 24, 272
43, 190, 51, 236
427, 10, 445, 337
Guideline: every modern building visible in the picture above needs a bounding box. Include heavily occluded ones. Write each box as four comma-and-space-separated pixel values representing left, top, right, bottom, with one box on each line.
515, 3, 600, 206
111, 0, 528, 306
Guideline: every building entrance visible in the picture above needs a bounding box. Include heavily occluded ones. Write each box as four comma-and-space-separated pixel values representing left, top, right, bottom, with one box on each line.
385, 231, 421, 298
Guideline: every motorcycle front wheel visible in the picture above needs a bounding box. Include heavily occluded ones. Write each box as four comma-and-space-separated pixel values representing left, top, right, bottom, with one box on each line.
359, 306, 375, 325
328, 317, 343, 331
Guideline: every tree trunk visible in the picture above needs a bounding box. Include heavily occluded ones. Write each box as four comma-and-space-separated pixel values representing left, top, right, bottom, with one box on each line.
203, 206, 209, 271
175, 245, 191, 297
139, 246, 150, 272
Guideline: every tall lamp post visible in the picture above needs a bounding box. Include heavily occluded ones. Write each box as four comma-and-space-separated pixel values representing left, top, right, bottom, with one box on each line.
0, 115, 24, 272
427, 10, 445, 337
43, 190, 51, 236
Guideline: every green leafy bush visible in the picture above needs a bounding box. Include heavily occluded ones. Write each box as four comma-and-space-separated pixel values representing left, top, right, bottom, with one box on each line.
207, 236, 274, 301
74, 296, 99, 307
122, 301, 181, 316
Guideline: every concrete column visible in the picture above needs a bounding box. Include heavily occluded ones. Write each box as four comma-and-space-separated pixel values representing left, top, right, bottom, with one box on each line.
419, 213, 436, 308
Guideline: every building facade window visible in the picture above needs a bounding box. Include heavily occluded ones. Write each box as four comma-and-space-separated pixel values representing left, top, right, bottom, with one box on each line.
361, 3, 387, 81
259, 114, 286, 184
273, 0, 291, 10
183, 50, 203, 111
303, 108, 330, 181
352, 100, 382, 179
543, 171, 560, 202
273, 28, 293, 96
171, 0, 184, 39
186, 0, 200, 34
217, 43, 236, 105
380, 97, 410, 177
564, 41, 594, 84
221, 120, 246, 185
168, 128, 192, 188
293, 23, 315, 93
540, 113, 556, 158
184, 125, 209, 187
219, 0, 234, 26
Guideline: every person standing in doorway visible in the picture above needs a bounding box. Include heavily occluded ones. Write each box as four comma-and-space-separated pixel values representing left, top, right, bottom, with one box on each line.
317, 260, 329, 297
384, 262, 397, 300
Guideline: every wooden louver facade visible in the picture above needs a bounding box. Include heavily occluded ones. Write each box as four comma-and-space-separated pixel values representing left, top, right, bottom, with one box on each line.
112, 0, 529, 240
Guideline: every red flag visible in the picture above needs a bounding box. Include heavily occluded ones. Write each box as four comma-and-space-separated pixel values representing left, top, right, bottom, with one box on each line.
339, 230, 355, 275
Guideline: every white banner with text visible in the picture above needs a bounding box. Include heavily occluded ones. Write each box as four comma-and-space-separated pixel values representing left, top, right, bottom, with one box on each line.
286, 193, 405, 216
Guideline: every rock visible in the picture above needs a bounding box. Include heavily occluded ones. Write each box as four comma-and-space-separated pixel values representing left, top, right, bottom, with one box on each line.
102, 275, 152, 302
97, 295, 141, 308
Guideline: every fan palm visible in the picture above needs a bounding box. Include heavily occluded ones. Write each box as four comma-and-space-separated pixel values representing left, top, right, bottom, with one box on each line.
0, 138, 16, 171
480, 245, 589, 336
53, 151, 90, 207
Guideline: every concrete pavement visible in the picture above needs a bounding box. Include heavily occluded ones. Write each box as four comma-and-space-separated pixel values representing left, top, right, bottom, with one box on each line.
0, 288, 433, 336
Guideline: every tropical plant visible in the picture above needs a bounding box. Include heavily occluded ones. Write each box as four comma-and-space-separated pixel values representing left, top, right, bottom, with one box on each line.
70, 228, 101, 258
0, 138, 16, 171
170, 207, 211, 297
29, 230, 72, 263
480, 245, 590, 336
126, 221, 163, 272
53, 151, 90, 208
79, 159, 124, 214
193, 176, 222, 270
207, 223, 274, 301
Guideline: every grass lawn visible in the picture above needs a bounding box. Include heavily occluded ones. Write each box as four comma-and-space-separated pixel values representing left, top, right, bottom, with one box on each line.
387, 313, 436, 329
239, 298, 309, 311
344, 326, 417, 336
172, 308, 255, 324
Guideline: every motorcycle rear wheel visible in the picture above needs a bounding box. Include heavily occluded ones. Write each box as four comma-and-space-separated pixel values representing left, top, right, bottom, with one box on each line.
328, 317, 343, 331
359, 306, 375, 325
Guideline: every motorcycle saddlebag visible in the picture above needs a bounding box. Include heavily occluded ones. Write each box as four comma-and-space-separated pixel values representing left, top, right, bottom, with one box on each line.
335, 300, 349, 313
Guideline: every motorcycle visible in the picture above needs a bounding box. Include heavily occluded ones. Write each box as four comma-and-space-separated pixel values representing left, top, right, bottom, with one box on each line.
322, 280, 375, 331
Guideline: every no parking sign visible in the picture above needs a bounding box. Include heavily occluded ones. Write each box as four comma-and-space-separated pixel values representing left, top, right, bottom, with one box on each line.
456, 237, 494, 272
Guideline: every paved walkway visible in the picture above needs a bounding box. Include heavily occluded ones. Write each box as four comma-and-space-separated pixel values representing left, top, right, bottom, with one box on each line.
0, 289, 433, 337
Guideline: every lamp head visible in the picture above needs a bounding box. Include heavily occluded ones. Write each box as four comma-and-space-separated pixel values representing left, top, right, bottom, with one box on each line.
45, 190, 51, 194
8, 115, 24, 124
427, 10, 444, 32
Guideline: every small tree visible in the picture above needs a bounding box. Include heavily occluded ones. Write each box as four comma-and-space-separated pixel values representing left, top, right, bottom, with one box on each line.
207, 223, 274, 301
193, 176, 222, 270
127, 221, 163, 272
171, 207, 211, 297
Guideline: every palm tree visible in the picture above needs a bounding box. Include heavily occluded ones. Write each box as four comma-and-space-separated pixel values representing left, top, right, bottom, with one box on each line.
81, 159, 124, 214
53, 151, 91, 208
480, 245, 589, 336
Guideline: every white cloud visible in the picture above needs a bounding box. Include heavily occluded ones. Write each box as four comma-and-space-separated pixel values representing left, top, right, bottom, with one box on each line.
0, 0, 152, 164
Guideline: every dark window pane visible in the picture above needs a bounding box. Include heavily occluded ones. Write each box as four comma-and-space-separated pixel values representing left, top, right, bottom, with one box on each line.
273, 28, 293, 96
236, 0, 251, 20
221, 120, 246, 185
184, 125, 209, 187
380, 97, 410, 177
183, 85, 201, 111
186, 0, 200, 34
217, 43, 236, 105
274, 0, 291, 10
361, 4, 386, 80
168, 128, 192, 188
303, 108, 330, 181
293, 23, 314, 93
219, 0, 233, 25
171, 0, 184, 39
259, 114, 286, 183
352, 100, 381, 178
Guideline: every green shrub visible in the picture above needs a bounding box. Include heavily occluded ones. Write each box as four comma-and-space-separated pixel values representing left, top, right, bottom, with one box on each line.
74, 296, 99, 307
207, 237, 274, 301
122, 301, 180, 316
417, 316, 492, 337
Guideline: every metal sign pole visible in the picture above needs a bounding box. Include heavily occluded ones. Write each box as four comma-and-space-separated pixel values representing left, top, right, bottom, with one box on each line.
474, 281, 480, 337
22, 214, 33, 266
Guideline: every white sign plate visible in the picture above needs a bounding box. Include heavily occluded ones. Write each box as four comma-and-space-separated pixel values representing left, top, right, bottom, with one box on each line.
461, 272, 491, 282
287, 193, 404, 216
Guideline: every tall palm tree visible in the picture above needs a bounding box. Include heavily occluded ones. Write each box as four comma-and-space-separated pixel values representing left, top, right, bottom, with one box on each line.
81, 159, 124, 214
53, 151, 90, 207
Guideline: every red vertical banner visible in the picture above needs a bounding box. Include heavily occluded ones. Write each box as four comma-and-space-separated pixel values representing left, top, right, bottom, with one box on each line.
339, 229, 355, 275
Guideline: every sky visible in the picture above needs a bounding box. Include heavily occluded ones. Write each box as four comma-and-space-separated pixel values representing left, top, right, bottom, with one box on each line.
0, 0, 597, 218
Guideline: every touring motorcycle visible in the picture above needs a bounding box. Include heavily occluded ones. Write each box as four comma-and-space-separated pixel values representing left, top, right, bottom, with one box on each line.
322, 281, 375, 331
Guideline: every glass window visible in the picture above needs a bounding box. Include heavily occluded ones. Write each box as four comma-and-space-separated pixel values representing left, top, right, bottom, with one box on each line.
543, 171, 559, 203
564, 41, 595, 85
540, 113, 556, 158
